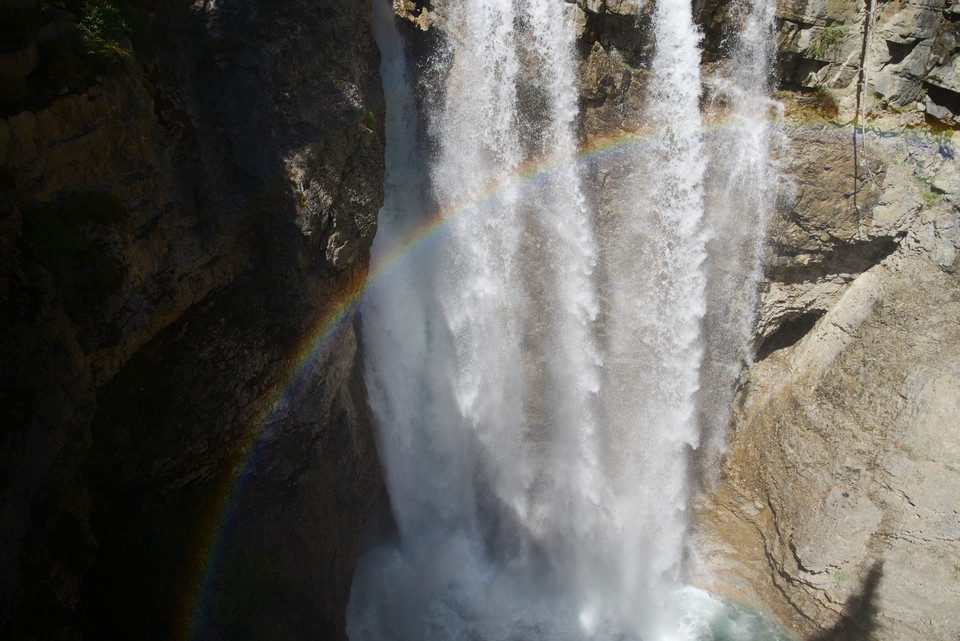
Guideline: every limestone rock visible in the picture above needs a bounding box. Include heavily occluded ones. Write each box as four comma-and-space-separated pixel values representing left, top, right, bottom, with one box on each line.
395, 0, 440, 30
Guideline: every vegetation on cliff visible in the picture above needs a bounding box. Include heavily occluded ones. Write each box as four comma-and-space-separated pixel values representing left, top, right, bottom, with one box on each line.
0, 0, 151, 116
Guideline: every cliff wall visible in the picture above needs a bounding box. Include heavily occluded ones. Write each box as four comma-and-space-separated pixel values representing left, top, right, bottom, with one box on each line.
690, 118, 960, 641
0, 0, 385, 639
697, 2, 958, 640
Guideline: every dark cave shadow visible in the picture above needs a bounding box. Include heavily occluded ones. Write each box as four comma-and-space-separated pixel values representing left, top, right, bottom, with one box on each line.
809, 560, 884, 641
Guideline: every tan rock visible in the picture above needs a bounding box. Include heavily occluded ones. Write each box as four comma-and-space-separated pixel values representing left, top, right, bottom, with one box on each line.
693, 128, 960, 639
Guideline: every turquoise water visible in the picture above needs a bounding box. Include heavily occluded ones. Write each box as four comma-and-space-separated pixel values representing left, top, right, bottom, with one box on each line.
665, 586, 798, 641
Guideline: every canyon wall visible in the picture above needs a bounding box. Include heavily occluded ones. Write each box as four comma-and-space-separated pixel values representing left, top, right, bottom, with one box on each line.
0, 0, 385, 639
2, 0, 958, 640
691, 14, 960, 641
691, 116, 960, 641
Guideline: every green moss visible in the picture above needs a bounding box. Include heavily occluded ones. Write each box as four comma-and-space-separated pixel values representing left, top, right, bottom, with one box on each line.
364, 109, 376, 129
922, 190, 942, 208
914, 175, 943, 209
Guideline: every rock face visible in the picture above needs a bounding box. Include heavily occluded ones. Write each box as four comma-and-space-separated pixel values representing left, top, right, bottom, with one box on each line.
773, 0, 960, 124
0, 1, 385, 639
687, 1, 960, 639
690, 120, 960, 641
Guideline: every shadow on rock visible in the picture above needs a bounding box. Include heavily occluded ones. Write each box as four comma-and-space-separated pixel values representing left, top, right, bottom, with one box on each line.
811, 560, 884, 641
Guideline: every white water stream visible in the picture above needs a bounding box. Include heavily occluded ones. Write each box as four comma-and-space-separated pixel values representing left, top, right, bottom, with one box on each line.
349, 0, 788, 639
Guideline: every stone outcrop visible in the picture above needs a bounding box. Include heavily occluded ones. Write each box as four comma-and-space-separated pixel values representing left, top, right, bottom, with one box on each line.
0, 1, 385, 639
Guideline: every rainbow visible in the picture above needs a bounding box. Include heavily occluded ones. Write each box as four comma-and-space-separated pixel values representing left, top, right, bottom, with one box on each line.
180, 116, 951, 639
178, 127, 650, 641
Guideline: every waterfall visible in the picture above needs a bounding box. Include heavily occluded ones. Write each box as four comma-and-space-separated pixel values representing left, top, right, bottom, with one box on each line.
594, 0, 707, 631
696, 0, 783, 485
349, 0, 787, 639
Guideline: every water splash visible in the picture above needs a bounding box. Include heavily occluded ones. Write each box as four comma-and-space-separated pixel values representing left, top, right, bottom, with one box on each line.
349, 0, 786, 639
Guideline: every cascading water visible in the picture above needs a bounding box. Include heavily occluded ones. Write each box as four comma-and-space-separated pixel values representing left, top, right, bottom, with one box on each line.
596, 0, 708, 616
695, 0, 784, 484
350, 0, 791, 639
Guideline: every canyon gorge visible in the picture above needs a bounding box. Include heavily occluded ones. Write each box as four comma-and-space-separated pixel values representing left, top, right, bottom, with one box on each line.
1, 0, 958, 640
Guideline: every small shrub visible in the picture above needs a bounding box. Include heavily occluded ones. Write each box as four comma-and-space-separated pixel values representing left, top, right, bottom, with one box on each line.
812, 86, 839, 119
364, 110, 377, 129
812, 24, 849, 57
76, 0, 147, 71
77, 2, 132, 69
